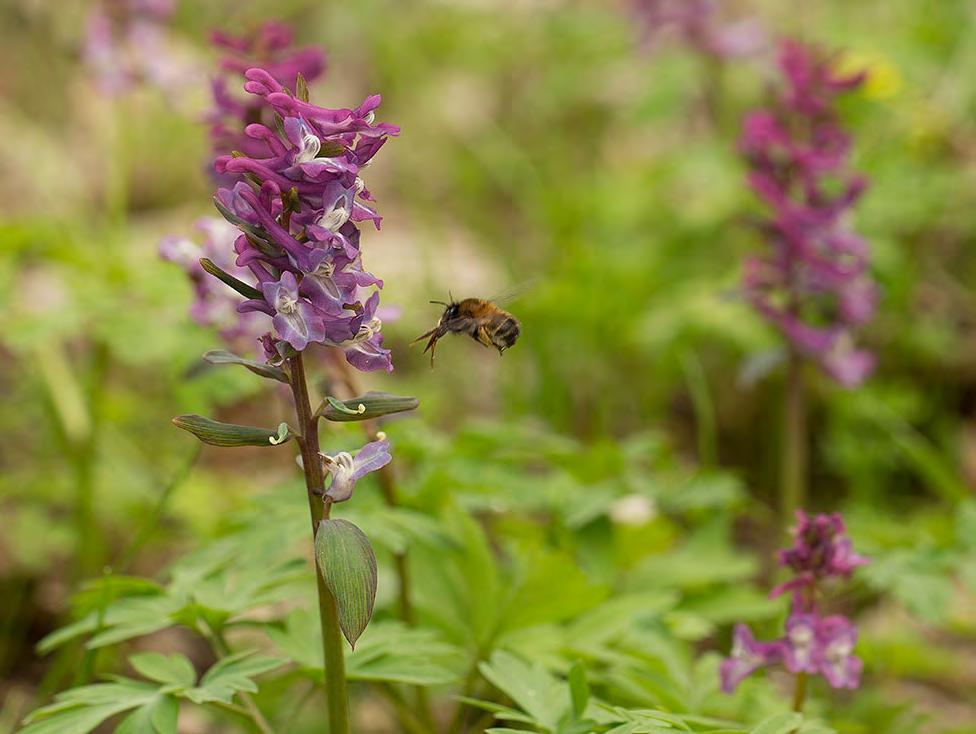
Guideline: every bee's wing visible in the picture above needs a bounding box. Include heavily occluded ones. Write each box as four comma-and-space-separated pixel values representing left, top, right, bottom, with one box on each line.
485, 277, 538, 306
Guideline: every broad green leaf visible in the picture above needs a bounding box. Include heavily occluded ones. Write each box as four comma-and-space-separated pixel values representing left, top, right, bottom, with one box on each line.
129, 653, 196, 688
501, 546, 608, 632
172, 414, 293, 447
203, 350, 288, 383
479, 651, 570, 731
185, 651, 285, 705
315, 519, 377, 648
750, 713, 803, 734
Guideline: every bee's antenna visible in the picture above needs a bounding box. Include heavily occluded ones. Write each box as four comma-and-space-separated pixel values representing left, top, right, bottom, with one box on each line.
429, 300, 449, 307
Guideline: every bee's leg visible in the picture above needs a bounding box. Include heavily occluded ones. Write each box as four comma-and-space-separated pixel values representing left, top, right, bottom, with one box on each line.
410, 327, 438, 345
475, 325, 494, 349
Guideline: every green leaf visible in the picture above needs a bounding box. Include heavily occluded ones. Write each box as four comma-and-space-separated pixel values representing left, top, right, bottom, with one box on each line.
20, 680, 159, 734
318, 392, 420, 422
478, 651, 570, 730
314, 519, 377, 648
568, 661, 589, 719
265, 609, 463, 684
750, 713, 803, 734
114, 695, 178, 734
129, 653, 196, 688
185, 651, 285, 705
197, 256, 263, 300
172, 415, 293, 447
203, 350, 288, 383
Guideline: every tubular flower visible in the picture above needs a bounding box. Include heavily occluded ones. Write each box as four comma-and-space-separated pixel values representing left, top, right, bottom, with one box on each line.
741, 40, 876, 387
207, 67, 398, 369
719, 624, 784, 694
319, 439, 392, 503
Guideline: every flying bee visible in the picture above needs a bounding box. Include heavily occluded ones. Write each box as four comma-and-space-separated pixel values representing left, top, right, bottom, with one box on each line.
412, 293, 522, 365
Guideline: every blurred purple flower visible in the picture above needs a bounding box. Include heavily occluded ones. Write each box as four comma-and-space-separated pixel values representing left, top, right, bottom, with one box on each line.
771, 510, 869, 602
320, 438, 392, 502
741, 40, 876, 387
783, 610, 863, 688
208, 22, 327, 160
83, 0, 190, 95
632, 0, 765, 59
722, 508, 866, 695
816, 614, 863, 689
723, 610, 863, 693
719, 624, 784, 693
160, 217, 265, 352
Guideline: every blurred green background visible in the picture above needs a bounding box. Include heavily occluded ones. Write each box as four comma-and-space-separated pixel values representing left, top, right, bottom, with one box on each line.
2, 0, 976, 732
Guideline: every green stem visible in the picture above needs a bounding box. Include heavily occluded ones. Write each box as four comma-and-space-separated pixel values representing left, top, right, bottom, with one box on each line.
329, 353, 435, 732
680, 349, 717, 468
781, 347, 807, 534
289, 353, 350, 734
792, 671, 808, 713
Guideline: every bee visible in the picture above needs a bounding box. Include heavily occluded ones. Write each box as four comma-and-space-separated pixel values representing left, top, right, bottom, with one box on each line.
412, 294, 522, 365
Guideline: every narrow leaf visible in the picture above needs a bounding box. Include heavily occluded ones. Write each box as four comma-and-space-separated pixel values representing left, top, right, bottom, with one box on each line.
319, 392, 420, 422
314, 519, 377, 648
198, 258, 263, 300
568, 660, 589, 719
203, 350, 288, 383
172, 415, 293, 447
750, 713, 803, 734
211, 197, 282, 256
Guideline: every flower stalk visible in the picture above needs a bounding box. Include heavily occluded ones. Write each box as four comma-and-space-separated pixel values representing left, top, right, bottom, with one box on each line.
781, 346, 807, 535
289, 353, 350, 734
792, 671, 808, 713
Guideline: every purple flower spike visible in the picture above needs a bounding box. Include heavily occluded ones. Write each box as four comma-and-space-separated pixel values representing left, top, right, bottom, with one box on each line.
741, 40, 877, 387
719, 624, 784, 693
320, 439, 392, 503
722, 510, 867, 697
166, 22, 395, 370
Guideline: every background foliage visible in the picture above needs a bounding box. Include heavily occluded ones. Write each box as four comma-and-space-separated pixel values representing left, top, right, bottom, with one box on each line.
1, 0, 975, 732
